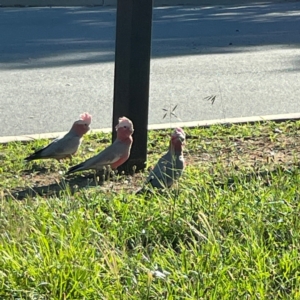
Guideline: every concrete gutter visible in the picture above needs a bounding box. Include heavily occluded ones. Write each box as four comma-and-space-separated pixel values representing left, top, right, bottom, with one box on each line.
1, 112, 300, 144
0, 0, 295, 7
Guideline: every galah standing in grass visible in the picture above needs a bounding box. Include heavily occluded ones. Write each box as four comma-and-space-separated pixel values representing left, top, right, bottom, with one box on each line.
144, 127, 186, 190
24, 112, 92, 162
66, 116, 134, 175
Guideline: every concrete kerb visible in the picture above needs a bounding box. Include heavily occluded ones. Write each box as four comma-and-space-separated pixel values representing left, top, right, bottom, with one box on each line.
0, 0, 294, 7
1, 113, 300, 144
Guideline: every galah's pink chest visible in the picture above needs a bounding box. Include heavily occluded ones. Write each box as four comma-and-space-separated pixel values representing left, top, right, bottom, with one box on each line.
110, 137, 132, 169
111, 155, 129, 169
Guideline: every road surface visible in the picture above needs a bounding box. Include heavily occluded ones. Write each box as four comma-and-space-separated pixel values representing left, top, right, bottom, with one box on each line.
0, 2, 300, 137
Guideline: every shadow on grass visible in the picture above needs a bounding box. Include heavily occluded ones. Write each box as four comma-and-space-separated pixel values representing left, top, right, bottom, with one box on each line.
7, 172, 106, 200
6, 163, 299, 201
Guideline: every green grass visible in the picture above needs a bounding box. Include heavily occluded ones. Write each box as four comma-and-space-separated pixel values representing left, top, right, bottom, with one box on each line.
1, 121, 300, 299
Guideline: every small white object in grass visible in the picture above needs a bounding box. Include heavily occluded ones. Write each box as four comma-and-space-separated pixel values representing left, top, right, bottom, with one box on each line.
106, 216, 113, 223
60, 213, 68, 219
38, 282, 50, 287
142, 255, 150, 262
151, 268, 171, 279
151, 270, 167, 279
88, 148, 95, 152
274, 128, 282, 133
58, 170, 63, 175
189, 270, 199, 276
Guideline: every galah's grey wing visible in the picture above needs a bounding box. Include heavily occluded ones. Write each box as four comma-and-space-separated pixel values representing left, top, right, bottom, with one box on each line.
147, 152, 184, 188
42, 134, 80, 158
67, 142, 125, 174
83, 146, 123, 170
146, 153, 171, 188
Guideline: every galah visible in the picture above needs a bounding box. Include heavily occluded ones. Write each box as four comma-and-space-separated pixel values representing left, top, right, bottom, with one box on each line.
24, 112, 92, 162
66, 116, 134, 175
144, 127, 186, 189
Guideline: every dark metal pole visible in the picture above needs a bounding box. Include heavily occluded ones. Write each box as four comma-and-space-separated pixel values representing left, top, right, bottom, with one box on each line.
112, 0, 153, 174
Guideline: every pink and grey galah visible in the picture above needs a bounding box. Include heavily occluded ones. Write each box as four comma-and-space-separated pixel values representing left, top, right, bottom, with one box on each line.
145, 127, 186, 189
66, 116, 134, 175
24, 112, 92, 162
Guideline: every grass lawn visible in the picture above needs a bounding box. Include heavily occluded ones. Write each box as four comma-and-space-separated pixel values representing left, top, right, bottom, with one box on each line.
0, 120, 300, 299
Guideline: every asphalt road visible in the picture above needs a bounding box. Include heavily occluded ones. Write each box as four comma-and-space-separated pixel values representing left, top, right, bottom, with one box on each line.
0, 2, 300, 137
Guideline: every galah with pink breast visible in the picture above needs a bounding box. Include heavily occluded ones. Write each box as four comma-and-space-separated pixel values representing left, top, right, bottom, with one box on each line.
66, 116, 134, 175
24, 112, 92, 162
145, 127, 186, 189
